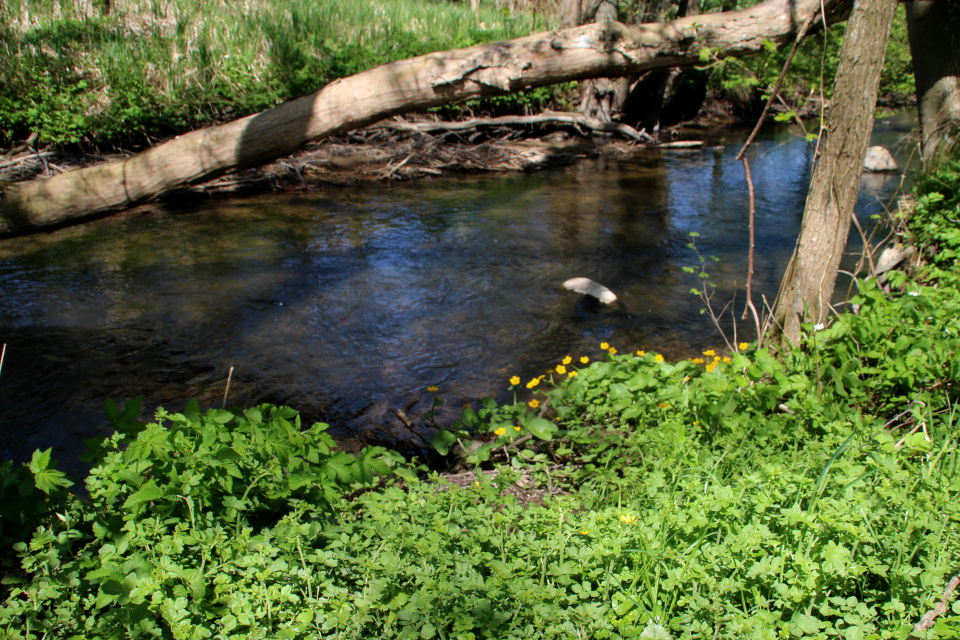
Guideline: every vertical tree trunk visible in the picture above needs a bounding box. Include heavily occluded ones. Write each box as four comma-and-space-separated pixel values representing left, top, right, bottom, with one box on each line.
576, 0, 628, 123
906, 1, 960, 166
771, 0, 897, 345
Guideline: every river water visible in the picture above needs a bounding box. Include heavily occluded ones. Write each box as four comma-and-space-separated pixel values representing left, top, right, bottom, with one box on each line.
0, 115, 917, 476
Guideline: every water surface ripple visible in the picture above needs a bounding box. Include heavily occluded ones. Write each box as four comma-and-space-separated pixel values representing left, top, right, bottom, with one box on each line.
0, 118, 916, 474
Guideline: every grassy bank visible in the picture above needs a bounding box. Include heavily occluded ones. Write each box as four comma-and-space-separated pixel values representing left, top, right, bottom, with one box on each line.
0, 0, 545, 149
2, 160, 959, 637
1, 0, 915, 153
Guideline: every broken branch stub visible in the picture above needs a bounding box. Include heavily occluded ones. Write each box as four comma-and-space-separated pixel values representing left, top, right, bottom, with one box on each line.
0, 0, 851, 236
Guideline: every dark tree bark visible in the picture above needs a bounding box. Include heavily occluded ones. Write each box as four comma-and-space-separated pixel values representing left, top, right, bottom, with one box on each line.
906, 0, 960, 166
771, 0, 897, 345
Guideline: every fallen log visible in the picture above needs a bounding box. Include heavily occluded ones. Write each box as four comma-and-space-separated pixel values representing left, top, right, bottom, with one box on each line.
0, 0, 851, 236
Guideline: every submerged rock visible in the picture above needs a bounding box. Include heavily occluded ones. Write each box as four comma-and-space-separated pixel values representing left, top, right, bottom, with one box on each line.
563, 277, 617, 304
864, 146, 898, 172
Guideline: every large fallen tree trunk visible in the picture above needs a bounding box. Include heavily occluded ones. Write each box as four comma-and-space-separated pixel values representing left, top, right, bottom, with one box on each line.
0, 0, 851, 236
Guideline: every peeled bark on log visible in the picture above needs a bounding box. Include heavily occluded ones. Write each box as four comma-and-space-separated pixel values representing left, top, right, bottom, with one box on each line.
0, 0, 851, 236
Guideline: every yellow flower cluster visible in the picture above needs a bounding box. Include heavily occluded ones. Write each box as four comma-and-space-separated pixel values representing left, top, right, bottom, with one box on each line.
619, 514, 638, 525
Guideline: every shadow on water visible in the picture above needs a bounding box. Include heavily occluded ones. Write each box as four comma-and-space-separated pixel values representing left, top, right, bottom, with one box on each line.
0, 115, 919, 479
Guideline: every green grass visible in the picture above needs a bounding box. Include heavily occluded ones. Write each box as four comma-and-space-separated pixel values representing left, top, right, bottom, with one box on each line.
0, 0, 545, 148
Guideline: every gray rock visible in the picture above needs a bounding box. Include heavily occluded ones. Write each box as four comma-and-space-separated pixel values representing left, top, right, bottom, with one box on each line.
864, 146, 898, 172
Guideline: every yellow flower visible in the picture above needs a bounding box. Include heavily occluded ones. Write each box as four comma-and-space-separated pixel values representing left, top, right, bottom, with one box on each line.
510, 376, 520, 386
474, 481, 480, 487
528, 399, 540, 409
722, 357, 731, 363
600, 342, 610, 350
556, 365, 567, 375
526, 378, 540, 389
691, 357, 704, 365
705, 364, 716, 373
580, 356, 589, 364
658, 402, 670, 409
619, 514, 638, 525
636, 350, 645, 357
654, 354, 664, 363
738, 342, 749, 351
608, 347, 617, 355
514, 425, 522, 431
427, 386, 438, 392
703, 349, 716, 357
580, 530, 590, 535
494, 427, 506, 436
568, 370, 578, 378
562, 356, 572, 365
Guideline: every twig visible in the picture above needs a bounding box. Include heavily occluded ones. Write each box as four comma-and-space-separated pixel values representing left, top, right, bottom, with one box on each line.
910, 571, 960, 637
378, 112, 656, 144
850, 213, 877, 277
378, 154, 414, 180
0, 151, 54, 170
740, 157, 763, 346
221, 366, 234, 409
735, 10, 819, 163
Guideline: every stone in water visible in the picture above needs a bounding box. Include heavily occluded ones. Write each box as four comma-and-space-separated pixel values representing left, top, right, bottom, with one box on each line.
864, 146, 897, 172
563, 278, 617, 304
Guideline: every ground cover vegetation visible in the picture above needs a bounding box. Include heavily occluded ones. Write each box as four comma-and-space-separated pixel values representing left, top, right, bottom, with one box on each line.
0, 0, 914, 151
2, 159, 960, 637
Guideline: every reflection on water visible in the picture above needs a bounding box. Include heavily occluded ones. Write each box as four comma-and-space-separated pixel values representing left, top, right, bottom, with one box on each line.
0, 116, 918, 475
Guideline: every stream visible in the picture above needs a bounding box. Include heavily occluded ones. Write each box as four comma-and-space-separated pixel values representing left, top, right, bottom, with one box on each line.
0, 115, 918, 477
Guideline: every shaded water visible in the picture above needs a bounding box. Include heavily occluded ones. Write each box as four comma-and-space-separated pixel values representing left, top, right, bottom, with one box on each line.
0, 116, 918, 475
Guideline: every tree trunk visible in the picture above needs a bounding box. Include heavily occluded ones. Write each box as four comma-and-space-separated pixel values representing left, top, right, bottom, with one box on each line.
0, 0, 852, 236
770, 0, 897, 345
906, 1, 960, 166
576, 1, 629, 123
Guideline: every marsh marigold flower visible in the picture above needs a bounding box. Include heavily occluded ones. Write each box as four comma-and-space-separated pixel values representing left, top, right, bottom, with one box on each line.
510, 376, 520, 386
528, 399, 540, 409
427, 386, 438, 392
637, 350, 645, 357
619, 514, 638, 525
722, 357, 731, 363
494, 427, 506, 436
705, 364, 716, 373
703, 350, 716, 357
562, 356, 572, 365
658, 402, 670, 409
556, 365, 567, 374
568, 370, 577, 378
738, 342, 749, 351
580, 356, 589, 364
600, 342, 610, 350
654, 354, 664, 363
514, 425, 521, 431
526, 378, 540, 389
608, 347, 617, 355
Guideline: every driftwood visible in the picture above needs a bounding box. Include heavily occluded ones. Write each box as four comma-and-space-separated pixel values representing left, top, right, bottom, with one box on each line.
377, 111, 655, 143
0, 0, 851, 236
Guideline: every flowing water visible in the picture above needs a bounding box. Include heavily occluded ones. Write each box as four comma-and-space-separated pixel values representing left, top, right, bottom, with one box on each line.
0, 115, 918, 476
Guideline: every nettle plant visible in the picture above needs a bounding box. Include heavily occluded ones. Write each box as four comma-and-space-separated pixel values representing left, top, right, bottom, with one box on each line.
0, 399, 407, 639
